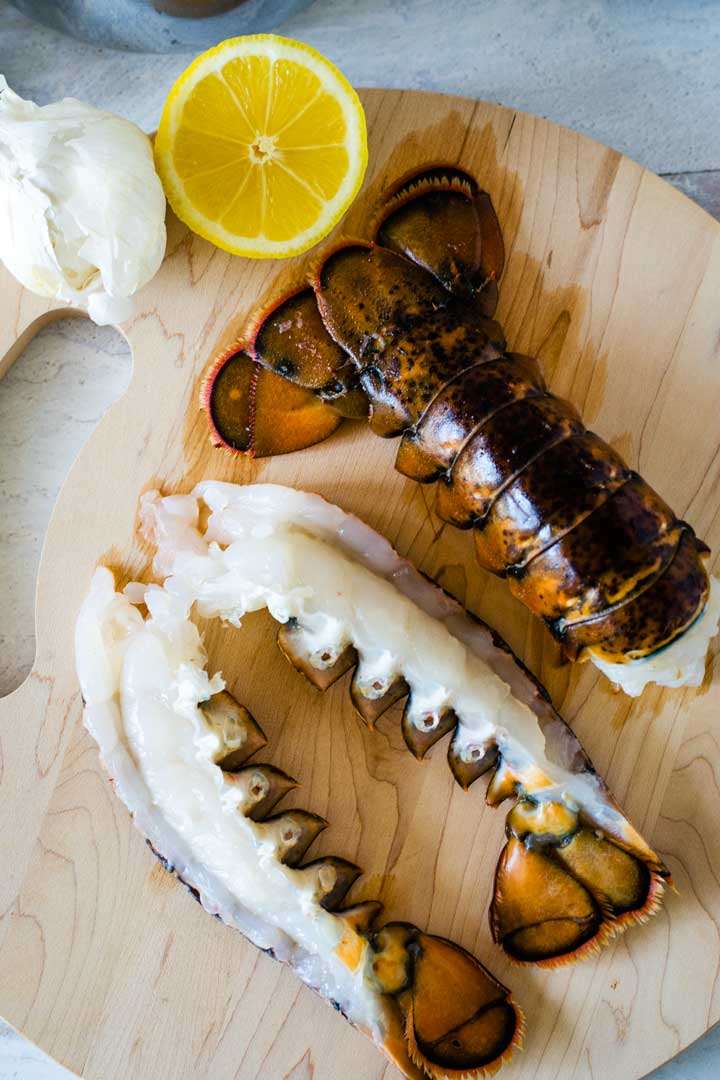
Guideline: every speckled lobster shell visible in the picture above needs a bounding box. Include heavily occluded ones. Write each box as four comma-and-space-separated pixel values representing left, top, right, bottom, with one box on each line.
248, 166, 710, 664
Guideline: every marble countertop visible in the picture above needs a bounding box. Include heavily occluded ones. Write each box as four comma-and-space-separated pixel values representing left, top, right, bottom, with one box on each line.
1, 0, 719, 1076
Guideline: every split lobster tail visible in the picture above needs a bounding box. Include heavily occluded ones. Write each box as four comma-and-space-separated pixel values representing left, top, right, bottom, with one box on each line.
78, 563, 528, 1080
201, 687, 521, 1078
127, 481, 677, 1067
270, 529, 670, 969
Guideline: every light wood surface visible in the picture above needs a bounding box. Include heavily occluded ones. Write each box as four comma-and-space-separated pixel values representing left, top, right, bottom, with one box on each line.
1, 89, 719, 1080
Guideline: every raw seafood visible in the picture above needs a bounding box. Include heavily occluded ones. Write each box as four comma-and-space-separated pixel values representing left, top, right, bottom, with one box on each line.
76, 565, 521, 1079
137, 482, 669, 965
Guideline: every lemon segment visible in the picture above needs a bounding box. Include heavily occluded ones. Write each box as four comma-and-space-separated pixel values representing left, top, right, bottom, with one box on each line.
155, 35, 368, 258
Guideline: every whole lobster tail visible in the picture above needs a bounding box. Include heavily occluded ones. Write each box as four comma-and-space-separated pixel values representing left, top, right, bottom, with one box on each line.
80, 552, 525, 1080
225, 164, 714, 673
306, 173, 712, 666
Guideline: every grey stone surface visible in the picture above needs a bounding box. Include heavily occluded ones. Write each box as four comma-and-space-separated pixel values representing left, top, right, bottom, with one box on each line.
1, 0, 720, 173
1, 0, 719, 1077
0, 1023, 75, 1080
8, 0, 313, 51
0, 319, 130, 699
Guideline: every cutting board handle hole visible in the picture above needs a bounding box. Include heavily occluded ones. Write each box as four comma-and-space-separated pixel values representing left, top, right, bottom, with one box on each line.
0, 318, 130, 698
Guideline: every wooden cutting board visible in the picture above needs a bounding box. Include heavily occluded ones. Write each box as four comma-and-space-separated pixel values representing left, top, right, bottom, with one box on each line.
1, 89, 719, 1080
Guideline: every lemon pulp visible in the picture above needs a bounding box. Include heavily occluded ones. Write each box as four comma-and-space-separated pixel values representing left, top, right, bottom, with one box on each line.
155, 35, 368, 258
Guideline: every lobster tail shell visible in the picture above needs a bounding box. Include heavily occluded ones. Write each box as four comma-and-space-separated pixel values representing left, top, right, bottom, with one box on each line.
490, 799, 665, 966
290, 172, 711, 664
395, 353, 546, 484
226, 163, 713, 668
375, 165, 505, 314
557, 525, 711, 662
371, 925, 522, 1078
247, 286, 369, 420
315, 243, 505, 437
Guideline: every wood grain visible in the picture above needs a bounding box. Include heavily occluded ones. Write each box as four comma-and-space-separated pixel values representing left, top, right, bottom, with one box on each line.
1, 90, 719, 1080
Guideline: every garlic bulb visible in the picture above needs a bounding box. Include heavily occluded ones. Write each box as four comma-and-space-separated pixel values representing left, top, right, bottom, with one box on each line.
0, 76, 166, 325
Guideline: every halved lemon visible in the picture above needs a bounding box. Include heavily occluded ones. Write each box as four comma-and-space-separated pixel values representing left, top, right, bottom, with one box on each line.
155, 35, 368, 258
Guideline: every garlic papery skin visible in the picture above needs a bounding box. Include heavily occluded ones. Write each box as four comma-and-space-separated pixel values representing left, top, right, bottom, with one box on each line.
0, 76, 166, 325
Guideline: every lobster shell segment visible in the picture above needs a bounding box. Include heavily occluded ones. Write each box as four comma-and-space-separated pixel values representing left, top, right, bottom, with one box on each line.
395, 353, 546, 484
350, 671, 410, 728
226, 763, 299, 820
202, 346, 342, 457
375, 166, 505, 314
247, 286, 369, 420
278, 621, 358, 690
315, 243, 505, 437
558, 525, 711, 662
435, 393, 586, 529
198, 689, 267, 769
511, 475, 683, 623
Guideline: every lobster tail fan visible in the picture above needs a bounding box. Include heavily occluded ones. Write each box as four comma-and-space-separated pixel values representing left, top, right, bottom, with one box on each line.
247, 285, 369, 420
372, 925, 523, 1079
490, 797, 668, 966
201, 345, 343, 457
374, 165, 505, 312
